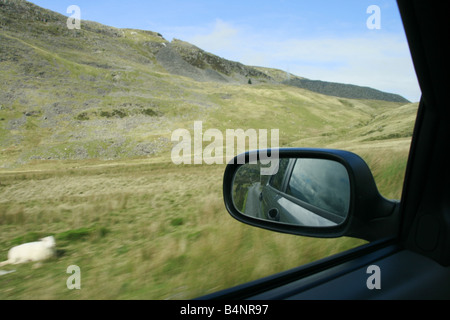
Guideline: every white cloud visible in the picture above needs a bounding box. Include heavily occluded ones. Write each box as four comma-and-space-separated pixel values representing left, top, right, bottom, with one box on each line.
264, 36, 421, 101
189, 19, 239, 52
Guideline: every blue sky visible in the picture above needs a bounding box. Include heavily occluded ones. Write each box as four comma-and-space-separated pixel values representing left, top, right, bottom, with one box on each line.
30, 0, 421, 102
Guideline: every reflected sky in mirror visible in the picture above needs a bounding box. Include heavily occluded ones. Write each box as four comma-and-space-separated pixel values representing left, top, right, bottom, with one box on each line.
287, 159, 350, 217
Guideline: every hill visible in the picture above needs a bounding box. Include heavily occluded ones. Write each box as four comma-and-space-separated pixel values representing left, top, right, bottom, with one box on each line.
283, 78, 410, 103
0, 0, 419, 300
0, 0, 415, 169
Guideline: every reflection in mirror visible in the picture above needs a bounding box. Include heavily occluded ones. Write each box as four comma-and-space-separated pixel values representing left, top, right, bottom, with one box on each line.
232, 158, 351, 227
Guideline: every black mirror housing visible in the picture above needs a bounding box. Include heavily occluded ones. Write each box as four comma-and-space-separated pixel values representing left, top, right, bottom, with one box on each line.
223, 148, 400, 242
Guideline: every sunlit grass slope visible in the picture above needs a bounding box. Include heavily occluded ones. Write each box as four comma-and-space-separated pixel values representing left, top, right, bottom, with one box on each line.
0, 95, 418, 299
0, 0, 419, 299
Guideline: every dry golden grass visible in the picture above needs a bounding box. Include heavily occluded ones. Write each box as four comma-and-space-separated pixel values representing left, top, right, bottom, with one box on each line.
0, 99, 418, 299
0, 101, 418, 300
0, 5, 419, 299
0, 157, 368, 299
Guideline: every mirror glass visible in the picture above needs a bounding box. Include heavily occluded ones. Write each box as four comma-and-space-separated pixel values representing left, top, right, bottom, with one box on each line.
232, 158, 351, 227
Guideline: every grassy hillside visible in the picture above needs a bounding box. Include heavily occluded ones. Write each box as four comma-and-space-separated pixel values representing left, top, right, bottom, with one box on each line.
283, 78, 410, 102
0, 0, 414, 168
0, 0, 419, 299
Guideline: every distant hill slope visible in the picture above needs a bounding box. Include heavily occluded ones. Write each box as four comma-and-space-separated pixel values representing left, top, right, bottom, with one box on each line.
0, 0, 409, 102
160, 39, 274, 84
283, 78, 410, 103
156, 39, 410, 103
0, 0, 417, 168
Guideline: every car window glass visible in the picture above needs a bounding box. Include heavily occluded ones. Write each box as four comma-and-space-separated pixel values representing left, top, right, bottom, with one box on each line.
268, 158, 290, 191
0, 0, 419, 300
286, 159, 350, 217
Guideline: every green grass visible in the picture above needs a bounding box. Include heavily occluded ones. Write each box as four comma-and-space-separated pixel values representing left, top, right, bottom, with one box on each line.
0, 2, 419, 299
0, 139, 411, 299
0, 158, 364, 300
0, 72, 417, 300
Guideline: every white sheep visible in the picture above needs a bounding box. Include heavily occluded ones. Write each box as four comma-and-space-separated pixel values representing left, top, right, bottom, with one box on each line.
0, 236, 56, 267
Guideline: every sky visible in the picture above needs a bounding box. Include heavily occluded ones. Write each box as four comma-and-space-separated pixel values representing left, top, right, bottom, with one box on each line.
30, 0, 421, 102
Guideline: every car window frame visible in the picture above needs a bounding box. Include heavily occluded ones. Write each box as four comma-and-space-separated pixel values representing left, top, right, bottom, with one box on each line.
267, 158, 293, 191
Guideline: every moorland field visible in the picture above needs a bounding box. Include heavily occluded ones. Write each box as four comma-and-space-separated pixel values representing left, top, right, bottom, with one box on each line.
0, 0, 418, 299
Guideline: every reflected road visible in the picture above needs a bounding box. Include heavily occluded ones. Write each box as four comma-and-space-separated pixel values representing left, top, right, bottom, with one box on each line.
244, 183, 263, 219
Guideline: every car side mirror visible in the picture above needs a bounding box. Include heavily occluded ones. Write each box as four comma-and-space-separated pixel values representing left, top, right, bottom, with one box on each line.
223, 148, 400, 241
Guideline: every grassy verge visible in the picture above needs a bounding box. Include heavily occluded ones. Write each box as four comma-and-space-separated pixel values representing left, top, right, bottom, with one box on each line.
0, 138, 411, 300
0, 3, 418, 299
0, 155, 371, 299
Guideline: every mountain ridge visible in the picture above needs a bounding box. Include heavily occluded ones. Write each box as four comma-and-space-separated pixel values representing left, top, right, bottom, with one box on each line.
1, 0, 409, 102
0, 0, 416, 168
